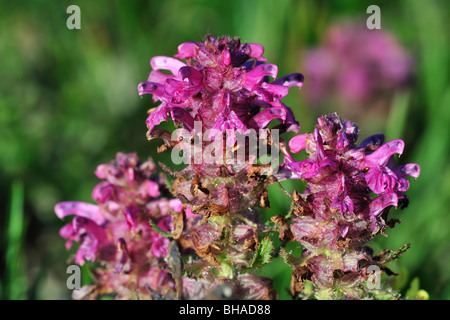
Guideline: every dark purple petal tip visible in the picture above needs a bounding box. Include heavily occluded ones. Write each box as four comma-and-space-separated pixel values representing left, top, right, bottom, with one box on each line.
138, 82, 161, 96
395, 163, 421, 179
272, 73, 304, 88
359, 133, 385, 149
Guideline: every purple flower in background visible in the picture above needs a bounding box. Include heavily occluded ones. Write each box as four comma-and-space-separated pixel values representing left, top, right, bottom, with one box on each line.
303, 21, 412, 111
55, 152, 184, 299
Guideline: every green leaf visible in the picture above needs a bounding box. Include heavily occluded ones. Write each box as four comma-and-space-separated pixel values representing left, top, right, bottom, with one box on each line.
149, 220, 172, 238
405, 277, 429, 300
184, 261, 210, 279
249, 236, 274, 268
405, 277, 419, 299
279, 247, 292, 267
369, 289, 399, 300
279, 247, 303, 269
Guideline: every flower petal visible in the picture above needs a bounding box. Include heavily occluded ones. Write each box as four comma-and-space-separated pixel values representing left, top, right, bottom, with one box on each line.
170, 107, 195, 131
139, 180, 161, 198
364, 165, 397, 194
137, 81, 165, 97
92, 182, 116, 204
248, 43, 267, 61
55, 201, 105, 225
359, 133, 385, 149
369, 192, 398, 218
150, 56, 186, 75
394, 163, 421, 180
243, 63, 278, 91
365, 139, 405, 166
178, 66, 204, 87
289, 134, 308, 153
147, 70, 173, 84
252, 106, 286, 129
174, 42, 198, 59
272, 73, 304, 88
146, 105, 168, 133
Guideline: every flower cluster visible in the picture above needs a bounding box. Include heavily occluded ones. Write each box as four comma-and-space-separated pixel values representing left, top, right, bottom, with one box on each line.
56, 35, 420, 300
282, 113, 420, 298
136, 35, 305, 298
55, 152, 182, 299
137, 35, 304, 230
138, 35, 303, 138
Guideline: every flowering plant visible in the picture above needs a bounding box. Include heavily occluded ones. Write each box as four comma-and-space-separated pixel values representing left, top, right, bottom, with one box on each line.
55, 35, 420, 300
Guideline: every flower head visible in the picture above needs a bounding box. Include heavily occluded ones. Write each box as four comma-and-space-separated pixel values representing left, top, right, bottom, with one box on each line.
283, 113, 420, 298
138, 35, 303, 138
55, 152, 183, 299
136, 36, 300, 299
287, 113, 419, 235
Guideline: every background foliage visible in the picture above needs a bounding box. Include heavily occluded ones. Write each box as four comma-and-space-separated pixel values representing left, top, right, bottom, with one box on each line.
1, 0, 449, 299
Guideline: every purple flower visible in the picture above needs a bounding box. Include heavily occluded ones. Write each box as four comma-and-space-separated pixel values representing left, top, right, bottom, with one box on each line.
302, 21, 413, 108
284, 113, 420, 298
360, 139, 420, 194
286, 114, 419, 204
234, 274, 278, 300
138, 35, 303, 137
136, 38, 304, 299
58, 215, 108, 265
55, 153, 184, 299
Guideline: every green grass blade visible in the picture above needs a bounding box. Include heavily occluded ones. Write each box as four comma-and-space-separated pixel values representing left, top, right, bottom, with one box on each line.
385, 90, 410, 141
5, 180, 28, 300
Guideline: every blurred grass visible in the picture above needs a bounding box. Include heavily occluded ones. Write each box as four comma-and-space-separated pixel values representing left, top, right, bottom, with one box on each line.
2, 181, 27, 299
0, 0, 449, 299
374, 0, 450, 300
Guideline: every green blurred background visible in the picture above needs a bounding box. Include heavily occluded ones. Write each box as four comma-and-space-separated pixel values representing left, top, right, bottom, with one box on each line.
1, 0, 449, 299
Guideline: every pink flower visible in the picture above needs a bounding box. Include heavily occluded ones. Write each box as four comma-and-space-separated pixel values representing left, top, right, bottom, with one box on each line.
55, 152, 183, 299
303, 21, 413, 107
138, 35, 303, 137
284, 113, 420, 298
